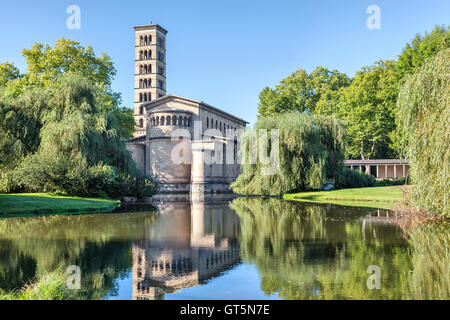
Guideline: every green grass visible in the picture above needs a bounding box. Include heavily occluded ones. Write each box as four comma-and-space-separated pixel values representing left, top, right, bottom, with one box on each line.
283, 186, 406, 210
0, 272, 72, 300
0, 193, 120, 218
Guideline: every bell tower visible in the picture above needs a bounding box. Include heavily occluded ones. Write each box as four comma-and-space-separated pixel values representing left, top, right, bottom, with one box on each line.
133, 23, 168, 137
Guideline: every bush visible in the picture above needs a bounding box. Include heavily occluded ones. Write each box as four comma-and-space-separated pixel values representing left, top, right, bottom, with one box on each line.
334, 167, 377, 189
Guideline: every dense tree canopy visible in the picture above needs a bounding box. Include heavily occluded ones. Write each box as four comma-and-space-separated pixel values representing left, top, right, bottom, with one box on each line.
256, 26, 449, 160
397, 48, 449, 216
337, 60, 398, 160
0, 72, 155, 198
258, 66, 350, 117
0, 39, 134, 139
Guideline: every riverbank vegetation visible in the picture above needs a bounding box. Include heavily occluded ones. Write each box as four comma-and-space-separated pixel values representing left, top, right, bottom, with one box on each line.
0, 272, 71, 300
0, 39, 157, 199
397, 48, 449, 217
231, 112, 346, 195
0, 193, 120, 217
284, 186, 405, 210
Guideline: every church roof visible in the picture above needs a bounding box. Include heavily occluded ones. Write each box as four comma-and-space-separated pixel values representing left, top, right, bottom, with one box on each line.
143, 94, 248, 125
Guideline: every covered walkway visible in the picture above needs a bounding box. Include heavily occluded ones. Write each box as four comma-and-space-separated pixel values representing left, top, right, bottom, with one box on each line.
344, 159, 409, 179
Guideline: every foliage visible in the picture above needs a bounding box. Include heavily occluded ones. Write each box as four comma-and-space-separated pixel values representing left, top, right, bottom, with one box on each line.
397, 48, 449, 216
0, 62, 20, 87
397, 25, 450, 80
0, 271, 72, 300
0, 38, 134, 139
334, 167, 377, 189
257, 26, 449, 160
336, 60, 398, 159
258, 66, 350, 117
231, 112, 346, 195
0, 73, 156, 198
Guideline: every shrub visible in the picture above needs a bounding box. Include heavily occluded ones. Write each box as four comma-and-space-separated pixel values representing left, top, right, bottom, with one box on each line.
334, 167, 377, 189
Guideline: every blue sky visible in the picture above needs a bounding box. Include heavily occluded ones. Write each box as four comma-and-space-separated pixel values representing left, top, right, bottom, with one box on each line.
0, 0, 448, 124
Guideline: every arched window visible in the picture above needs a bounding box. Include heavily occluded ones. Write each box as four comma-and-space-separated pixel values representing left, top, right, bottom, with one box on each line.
184, 116, 188, 126
166, 116, 171, 125
148, 64, 152, 73
140, 36, 143, 46
139, 106, 144, 115
215, 120, 218, 129
140, 51, 143, 60
187, 117, 191, 127
148, 50, 152, 59
139, 93, 143, 102
143, 93, 147, 101
143, 79, 147, 88
161, 116, 165, 126
206, 117, 209, 128
156, 117, 159, 126
148, 79, 151, 88
144, 35, 147, 45
148, 93, 151, 101
220, 122, 222, 131
148, 35, 152, 44
173, 116, 177, 126
139, 119, 144, 128
178, 116, 183, 126
139, 79, 143, 88
139, 65, 143, 75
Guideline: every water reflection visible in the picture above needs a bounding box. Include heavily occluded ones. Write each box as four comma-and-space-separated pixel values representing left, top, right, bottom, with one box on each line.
132, 201, 241, 300
0, 198, 448, 300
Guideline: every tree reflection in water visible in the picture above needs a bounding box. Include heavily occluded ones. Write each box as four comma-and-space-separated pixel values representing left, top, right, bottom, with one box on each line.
0, 198, 447, 300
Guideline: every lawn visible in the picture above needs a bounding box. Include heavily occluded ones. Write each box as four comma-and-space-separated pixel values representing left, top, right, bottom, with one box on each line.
283, 186, 406, 210
0, 193, 120, 218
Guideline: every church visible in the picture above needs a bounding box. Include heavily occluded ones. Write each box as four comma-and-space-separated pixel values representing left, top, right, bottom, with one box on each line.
126, 23, 247, 194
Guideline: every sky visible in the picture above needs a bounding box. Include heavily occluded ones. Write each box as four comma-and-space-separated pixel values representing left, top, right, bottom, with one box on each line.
0, 0, 448, 125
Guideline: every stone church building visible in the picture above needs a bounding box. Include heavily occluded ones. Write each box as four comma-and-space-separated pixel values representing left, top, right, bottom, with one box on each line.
126, 23, 247, 193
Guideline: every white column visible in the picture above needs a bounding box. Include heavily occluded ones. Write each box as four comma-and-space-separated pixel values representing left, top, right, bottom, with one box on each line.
385, 165, 388, 178
402, 165, 406, 178
394, 165, 397, 179
359, 165, 362, 172
376, 165, 379, 178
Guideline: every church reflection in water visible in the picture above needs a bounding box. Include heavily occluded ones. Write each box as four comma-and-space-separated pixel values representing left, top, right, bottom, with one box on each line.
132, 199, 241, 300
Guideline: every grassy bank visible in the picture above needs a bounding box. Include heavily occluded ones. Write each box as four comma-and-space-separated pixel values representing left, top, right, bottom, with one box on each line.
0, 272, 72, 300
0, 193, 120, 218
283, 186, 406, 209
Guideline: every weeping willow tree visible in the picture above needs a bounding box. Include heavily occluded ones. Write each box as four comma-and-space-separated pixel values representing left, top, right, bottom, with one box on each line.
0, 73, 156, 198
397, 48, 450, 216
231, 112, 346, 195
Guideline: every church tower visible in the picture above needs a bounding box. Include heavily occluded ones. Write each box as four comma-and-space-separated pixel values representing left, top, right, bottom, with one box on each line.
134, 23, 168, 137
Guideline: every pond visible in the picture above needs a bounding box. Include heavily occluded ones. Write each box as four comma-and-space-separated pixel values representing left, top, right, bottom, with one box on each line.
0, 197, 448, 300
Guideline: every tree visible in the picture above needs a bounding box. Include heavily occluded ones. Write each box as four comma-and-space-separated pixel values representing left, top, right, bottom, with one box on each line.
397, 25, 450, 80
0, 73, 156, 198
337, 60, 398, 161
231, 112, 346, 195
257, 67, 350, 117
0, 62, 20, 87
397, 48, 449, 216
1, 38, 134, 139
